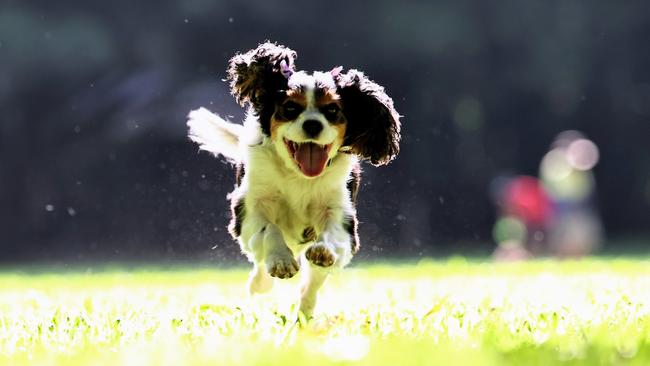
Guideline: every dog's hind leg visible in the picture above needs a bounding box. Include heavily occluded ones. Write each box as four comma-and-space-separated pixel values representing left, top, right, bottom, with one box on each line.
299, 258, 329, 318
240, 215, 277, 294
299, 218, 355, 317
245, 231, 274, 294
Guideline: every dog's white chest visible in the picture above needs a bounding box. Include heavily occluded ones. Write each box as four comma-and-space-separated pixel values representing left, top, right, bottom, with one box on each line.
249, 178, 334, 246
243, 145, 351, 247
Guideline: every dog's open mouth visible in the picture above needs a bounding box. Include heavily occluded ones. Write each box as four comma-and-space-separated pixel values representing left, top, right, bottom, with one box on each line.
284, 139, 332, 177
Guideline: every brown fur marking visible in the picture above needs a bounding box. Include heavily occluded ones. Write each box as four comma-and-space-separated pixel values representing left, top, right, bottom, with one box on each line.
228, 196, 245, 239
346, 163, 361, 254
301, 226, 317, 243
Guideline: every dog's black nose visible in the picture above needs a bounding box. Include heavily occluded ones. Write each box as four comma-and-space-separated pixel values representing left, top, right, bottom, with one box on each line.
302, 120, 323, 138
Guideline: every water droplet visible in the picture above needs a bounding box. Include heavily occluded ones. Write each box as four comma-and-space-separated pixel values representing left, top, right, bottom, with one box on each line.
45, 204, 55, 212
228, 17, 234, 23
67, 207, 76, 216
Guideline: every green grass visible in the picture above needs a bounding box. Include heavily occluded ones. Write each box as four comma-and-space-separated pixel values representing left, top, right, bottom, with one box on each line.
2, 258, 650, 365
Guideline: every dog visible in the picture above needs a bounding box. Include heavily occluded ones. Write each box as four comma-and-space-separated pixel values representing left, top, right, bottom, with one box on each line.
187, 41, 400, 317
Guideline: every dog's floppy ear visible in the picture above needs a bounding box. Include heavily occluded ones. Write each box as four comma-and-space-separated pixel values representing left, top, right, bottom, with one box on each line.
227, 41, 297, 111
336, 69, 401, 166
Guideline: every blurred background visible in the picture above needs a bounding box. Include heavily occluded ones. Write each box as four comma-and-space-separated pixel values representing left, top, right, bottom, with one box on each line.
1, 0, 649, 263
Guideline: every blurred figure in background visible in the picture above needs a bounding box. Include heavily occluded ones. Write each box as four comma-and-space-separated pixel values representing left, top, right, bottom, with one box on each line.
492, 131, 603, 260
540, 131, 603, 257
491, 175, 552, 261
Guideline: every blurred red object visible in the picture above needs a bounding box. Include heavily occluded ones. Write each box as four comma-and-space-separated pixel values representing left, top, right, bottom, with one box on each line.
503, 176, 551, 226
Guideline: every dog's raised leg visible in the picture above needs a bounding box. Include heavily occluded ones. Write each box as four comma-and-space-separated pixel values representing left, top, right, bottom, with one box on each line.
244, 222, 300, 294
263, 224, 299, 279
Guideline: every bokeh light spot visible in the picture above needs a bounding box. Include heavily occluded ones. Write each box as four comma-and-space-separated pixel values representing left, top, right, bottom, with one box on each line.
453, 97, 484, 132
567, 138, 599, 171
492, 216, 527, 243
540, 148, 572, 181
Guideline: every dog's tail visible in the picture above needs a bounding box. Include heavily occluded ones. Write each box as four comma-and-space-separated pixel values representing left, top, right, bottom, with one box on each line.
187, 107, 244, 163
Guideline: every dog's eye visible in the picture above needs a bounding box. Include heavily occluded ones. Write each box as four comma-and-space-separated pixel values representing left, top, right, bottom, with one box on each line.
322, 104, 340, 121
281, 101, 303, 120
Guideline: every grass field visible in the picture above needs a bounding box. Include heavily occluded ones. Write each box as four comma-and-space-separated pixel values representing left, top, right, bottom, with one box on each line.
2, 258, 650, 365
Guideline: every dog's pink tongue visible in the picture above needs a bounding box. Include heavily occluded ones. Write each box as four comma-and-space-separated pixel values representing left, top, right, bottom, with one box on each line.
294, 143, 328, 177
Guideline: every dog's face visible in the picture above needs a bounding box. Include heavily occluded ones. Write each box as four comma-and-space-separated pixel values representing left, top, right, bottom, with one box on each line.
270, 71, 347, 177
227, 42, 401, 178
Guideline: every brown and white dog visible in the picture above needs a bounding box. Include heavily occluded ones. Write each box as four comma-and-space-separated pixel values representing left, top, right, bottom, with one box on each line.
187, 41, 400, 317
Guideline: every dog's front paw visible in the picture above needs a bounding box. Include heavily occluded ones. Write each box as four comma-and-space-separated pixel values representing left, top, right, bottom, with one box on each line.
266, 255, 299, 279
305, 244, 337, 267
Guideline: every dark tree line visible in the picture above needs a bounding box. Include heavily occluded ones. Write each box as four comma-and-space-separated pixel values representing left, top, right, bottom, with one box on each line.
1, 0, 649, 262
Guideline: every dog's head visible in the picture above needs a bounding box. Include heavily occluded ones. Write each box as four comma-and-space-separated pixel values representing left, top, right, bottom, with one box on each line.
228, 41, 401, 178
